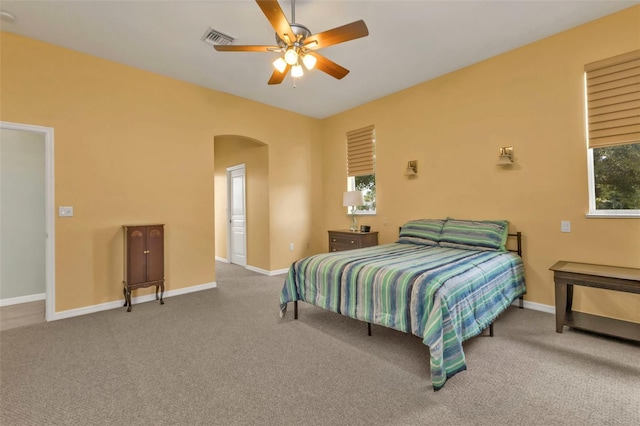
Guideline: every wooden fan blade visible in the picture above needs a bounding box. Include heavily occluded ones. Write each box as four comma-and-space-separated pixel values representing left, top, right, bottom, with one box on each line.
214, 45, 279, 52
256, 0, 295, 43
303, 20, 368, 50
307, 52, 349, 80
268, 64, 291, 85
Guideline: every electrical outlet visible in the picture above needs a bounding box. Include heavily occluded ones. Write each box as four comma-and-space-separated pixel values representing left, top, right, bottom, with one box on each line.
561, 221, 571, 233
59, 206, 74, 217
289, 243, 294, 251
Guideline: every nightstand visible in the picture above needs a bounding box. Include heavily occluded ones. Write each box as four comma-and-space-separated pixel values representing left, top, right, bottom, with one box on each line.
328, 230, 379, 252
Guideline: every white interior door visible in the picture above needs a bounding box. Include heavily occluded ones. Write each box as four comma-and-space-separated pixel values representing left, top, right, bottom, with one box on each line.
227, 164, 246, 266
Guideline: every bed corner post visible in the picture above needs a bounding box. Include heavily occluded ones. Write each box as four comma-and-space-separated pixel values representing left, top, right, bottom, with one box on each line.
517, 232, 524, 309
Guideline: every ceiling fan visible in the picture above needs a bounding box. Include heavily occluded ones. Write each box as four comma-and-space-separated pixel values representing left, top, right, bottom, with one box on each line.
213, 0, 369, 85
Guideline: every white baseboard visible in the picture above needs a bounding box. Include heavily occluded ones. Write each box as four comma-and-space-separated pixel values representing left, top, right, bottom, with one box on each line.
217, 260, 286, 276
245, 265, 289, 276
0, 293, 46, 307
512, 298, 555, 315
52, 282, 217, 321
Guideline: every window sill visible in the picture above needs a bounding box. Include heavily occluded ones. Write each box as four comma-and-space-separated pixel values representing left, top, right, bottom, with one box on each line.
354, 212, 376, 216
585, 212, 640, 219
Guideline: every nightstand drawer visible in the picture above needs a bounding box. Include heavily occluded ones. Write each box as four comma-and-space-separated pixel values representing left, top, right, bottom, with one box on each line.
330, 242, 359, 252
330, 235, 360, 246
328, 230, 378, 253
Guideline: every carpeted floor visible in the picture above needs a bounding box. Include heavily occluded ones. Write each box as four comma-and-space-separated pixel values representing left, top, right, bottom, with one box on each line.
1, 261, 638, 425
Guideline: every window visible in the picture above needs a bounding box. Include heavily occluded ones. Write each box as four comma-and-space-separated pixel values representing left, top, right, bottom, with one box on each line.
585, 50, 640, 217
346, 125, 376, 214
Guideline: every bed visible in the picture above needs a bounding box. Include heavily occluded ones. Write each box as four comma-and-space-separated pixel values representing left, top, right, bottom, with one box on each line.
279, 218, 526, 390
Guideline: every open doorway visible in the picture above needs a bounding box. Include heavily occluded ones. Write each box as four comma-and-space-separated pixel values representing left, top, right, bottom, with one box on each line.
213, 135, 270, 272
0, 121, 55, 324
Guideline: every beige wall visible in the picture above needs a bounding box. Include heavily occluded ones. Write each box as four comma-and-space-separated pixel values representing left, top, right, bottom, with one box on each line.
321, 6, 640, 323
214, 136, 270, 271
0, 32, 322, 312
2, 6, 638, 322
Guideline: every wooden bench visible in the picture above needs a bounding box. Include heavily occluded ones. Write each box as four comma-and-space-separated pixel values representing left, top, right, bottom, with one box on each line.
550, 261, 640, 342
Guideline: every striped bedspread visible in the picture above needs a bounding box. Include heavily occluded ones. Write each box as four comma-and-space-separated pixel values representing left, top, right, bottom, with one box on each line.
279, 243, 526, 390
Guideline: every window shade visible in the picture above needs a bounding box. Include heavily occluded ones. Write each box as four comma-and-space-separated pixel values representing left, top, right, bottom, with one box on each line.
585, 49, 640, 149
346, 125, 375, 176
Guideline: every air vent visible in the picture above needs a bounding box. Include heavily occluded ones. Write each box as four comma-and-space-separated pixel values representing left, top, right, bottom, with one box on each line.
202, 27, 235, 46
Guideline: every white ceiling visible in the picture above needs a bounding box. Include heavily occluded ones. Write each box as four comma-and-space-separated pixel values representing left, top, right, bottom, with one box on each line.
1, 0, 638, 119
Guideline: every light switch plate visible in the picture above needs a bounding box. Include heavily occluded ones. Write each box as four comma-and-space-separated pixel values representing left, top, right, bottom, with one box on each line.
561, 220, 571, 233
59, 206, 74, 217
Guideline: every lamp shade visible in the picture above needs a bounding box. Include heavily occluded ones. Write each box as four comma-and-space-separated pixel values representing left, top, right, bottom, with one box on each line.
291, 64, 304, 78
303, 54, 317, 70
284, 49, 298, 65
273, 57, 287, 73
343, 191, 365, 207
405, 167, 417, 176
496, 155, 513, 166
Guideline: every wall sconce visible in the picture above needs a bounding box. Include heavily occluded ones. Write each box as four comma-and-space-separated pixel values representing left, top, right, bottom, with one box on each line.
496, 146, 514, 166
405, 160, 418, 177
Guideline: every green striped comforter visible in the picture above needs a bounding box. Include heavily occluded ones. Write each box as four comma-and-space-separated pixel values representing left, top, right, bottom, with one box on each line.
280, 243, 526, 390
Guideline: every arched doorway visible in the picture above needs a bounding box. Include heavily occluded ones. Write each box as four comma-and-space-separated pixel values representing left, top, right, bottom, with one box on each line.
213, 135, 270, 271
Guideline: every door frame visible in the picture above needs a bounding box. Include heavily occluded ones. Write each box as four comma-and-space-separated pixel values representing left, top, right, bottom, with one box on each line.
0, 121, 56, 321
226, 163, 246, 266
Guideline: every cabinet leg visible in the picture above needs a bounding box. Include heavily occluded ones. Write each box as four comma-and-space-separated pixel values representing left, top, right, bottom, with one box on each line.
159, 283, 164, 305
126, 288, 132, 312
123, 288, 128, 307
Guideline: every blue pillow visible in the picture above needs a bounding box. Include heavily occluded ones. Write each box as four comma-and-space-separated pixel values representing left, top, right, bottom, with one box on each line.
439, 219, 509, 251
398, 219, 445, 246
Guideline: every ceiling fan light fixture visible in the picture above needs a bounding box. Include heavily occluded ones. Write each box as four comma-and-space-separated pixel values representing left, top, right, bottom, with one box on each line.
291, 64, 304, 78
284, 48, 298, 65
302, 54, 317, 70
214, 0, 369, 85
273, 57, 287, 73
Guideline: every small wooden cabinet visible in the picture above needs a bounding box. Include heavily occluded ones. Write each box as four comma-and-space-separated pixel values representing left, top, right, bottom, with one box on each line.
123, 224, 165, 312
328, 229, 378, 252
